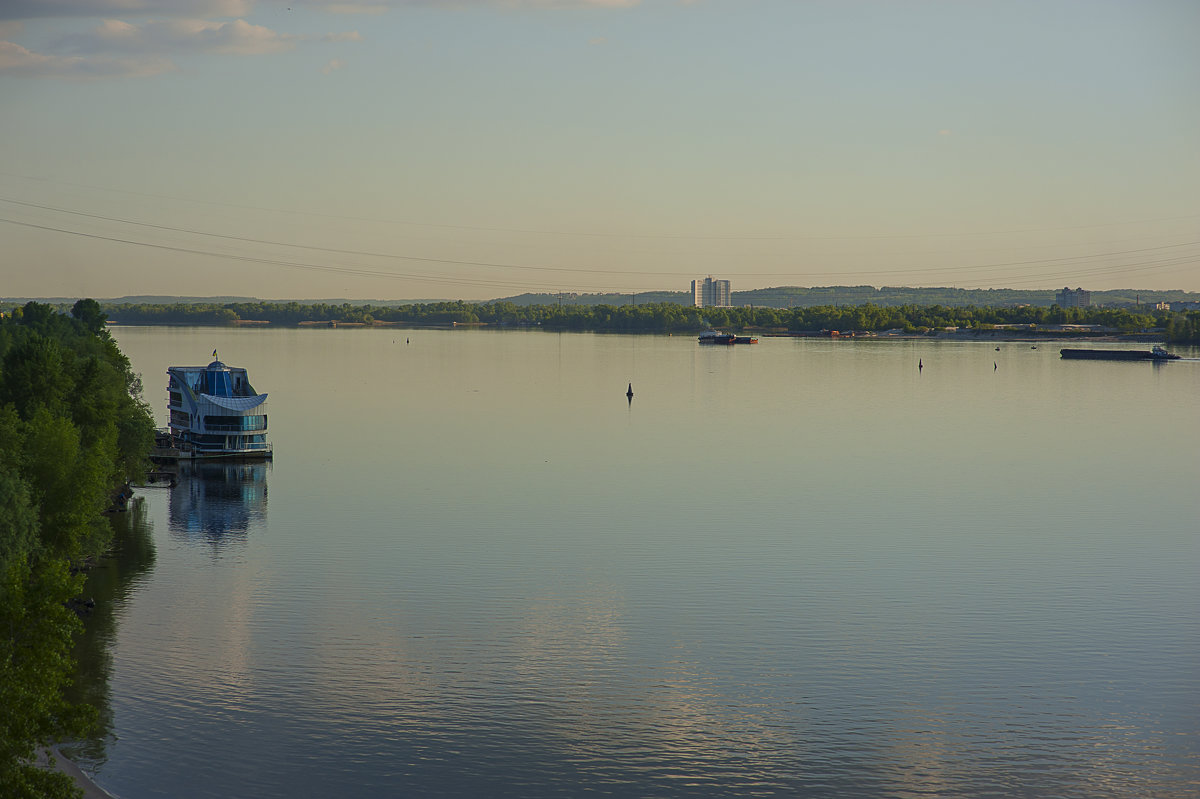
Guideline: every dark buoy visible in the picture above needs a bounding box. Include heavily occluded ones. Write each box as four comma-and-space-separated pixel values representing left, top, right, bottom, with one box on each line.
994, 361, 998, 371
626, 382, 634, 403
918, 358, 923, 371
995, 346, 1001, 351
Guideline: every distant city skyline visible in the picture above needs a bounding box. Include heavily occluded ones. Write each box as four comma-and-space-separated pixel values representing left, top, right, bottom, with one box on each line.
2, 1, 1198, 300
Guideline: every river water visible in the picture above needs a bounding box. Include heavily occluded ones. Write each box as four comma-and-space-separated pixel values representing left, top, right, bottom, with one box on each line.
75, 327, 1199, 798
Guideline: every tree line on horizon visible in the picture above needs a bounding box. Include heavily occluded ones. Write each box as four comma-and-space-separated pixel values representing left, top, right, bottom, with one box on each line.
64, 299, 1200, 343
7, 284, 1199, 312
0, 301, 155, 798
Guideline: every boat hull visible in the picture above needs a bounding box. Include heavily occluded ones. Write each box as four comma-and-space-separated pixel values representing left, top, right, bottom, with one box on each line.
150, 447, 273, 462
1059, 348, 1179, 361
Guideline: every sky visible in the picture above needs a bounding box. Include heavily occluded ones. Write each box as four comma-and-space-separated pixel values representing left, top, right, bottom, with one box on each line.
1, 0, 1198, 301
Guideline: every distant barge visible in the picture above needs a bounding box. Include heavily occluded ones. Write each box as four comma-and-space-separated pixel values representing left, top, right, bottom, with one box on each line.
1059, 345, 1180, 362
698, 331, 758, 345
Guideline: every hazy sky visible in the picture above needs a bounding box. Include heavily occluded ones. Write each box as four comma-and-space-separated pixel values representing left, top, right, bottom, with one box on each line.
2, 0, 1198, 301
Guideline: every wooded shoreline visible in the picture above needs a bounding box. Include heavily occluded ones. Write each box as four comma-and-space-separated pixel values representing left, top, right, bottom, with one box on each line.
79, 300, 1200, 344
1, 301, 156, 799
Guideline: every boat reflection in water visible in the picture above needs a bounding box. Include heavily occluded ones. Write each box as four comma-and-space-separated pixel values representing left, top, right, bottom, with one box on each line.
169, 460, 269, 549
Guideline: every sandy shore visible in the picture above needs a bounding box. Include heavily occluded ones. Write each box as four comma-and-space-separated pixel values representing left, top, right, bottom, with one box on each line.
36, 747, 116, 799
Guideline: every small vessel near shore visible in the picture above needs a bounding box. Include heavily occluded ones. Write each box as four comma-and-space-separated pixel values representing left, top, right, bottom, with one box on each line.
153, 352, 272, 460
1059, 345, 1180, 362
698, 331, 758, 345
699, 330, 736, 344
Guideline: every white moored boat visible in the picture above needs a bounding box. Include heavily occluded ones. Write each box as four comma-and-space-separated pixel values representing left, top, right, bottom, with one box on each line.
161, 352, 272, 459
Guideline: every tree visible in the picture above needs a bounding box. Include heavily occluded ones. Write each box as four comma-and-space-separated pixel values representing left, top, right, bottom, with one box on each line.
0, 336, 71, 419
70, 300, 106, 335
0, 556, 91, 799
0, 303, 154, 797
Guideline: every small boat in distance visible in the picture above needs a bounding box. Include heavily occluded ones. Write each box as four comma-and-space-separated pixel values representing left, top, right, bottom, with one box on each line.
698, 331, 736, 345
155, 352, 272, 460
698, 331, 758, 345
1059, 345, 1180, 362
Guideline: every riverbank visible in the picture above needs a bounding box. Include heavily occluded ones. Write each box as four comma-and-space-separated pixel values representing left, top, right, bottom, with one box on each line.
36, 748, 115, 799
75, 297, 1200, 346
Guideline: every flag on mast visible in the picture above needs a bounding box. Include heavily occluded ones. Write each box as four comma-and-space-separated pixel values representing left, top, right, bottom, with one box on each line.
212, 349, 218, 359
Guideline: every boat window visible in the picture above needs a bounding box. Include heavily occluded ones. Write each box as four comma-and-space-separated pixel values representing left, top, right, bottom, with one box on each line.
203, 415, 267, 431
205, 369, 233, 396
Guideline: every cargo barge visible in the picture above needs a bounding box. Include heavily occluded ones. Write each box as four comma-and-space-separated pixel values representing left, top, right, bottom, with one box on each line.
699, 331, 735, 344
698, 331, 758, 345
1059, 345, 1180, 361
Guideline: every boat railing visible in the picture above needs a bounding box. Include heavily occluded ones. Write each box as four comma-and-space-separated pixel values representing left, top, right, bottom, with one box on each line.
204, 422, 268, 432
195, 442, 271, 452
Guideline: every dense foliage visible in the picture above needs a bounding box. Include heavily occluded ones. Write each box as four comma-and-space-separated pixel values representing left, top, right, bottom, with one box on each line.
89, 299, 1199, 340
1164, 311, 1200, 344
0, 301, 155, 798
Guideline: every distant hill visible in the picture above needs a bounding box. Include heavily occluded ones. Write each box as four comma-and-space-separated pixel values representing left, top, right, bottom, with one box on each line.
491, 286, 1200, 309
732, 286, 1052, 307
116, 296, 457, 306
270, 298, 456, 306
1, 295, 260, 306
107, 295, 261, 304
493, 291, 689, 307
0, 296, 455, 309
6, 287, 1198, 312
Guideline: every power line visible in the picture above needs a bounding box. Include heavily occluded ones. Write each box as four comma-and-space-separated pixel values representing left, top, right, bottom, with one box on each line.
4, 170, 1199, 241
0, 197, 677, 277
0, 217, 643, 294
5, 197, 1198, 285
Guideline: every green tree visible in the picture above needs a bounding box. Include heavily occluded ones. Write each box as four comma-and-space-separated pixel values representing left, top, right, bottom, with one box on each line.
0, 301, 154, 797
0, 556, 91, 799
0, 337, 71, 419
70, 300, 106, 335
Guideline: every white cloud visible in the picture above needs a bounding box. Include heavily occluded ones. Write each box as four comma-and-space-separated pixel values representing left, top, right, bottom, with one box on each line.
2, 16, 297, 78
322, 0, 639, 9
324, 3, 388, 13
1, 1, 252, 21
56, 18, 295, 56
2, 0, 650, 19
1, 0, 639, 81
0, 38, 175, 78
496, 0, 640, 6
321, 57, 345, 73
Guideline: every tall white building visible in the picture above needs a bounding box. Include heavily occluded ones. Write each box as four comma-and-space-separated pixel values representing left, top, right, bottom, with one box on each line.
1055, 287, 1091, 308
692, 276, 732, 308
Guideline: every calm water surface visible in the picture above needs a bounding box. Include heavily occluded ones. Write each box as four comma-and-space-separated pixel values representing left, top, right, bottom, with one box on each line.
77, 328, 1199, 798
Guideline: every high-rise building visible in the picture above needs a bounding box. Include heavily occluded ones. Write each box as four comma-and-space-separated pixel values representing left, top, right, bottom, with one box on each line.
1055, 287, 1091, 308
692, 276, 732, 308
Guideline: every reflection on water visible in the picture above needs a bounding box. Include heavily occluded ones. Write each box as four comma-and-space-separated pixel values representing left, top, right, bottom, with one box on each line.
169, 461, 269, 549
95, 328, 1200, 798
64, 497, 157, 769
